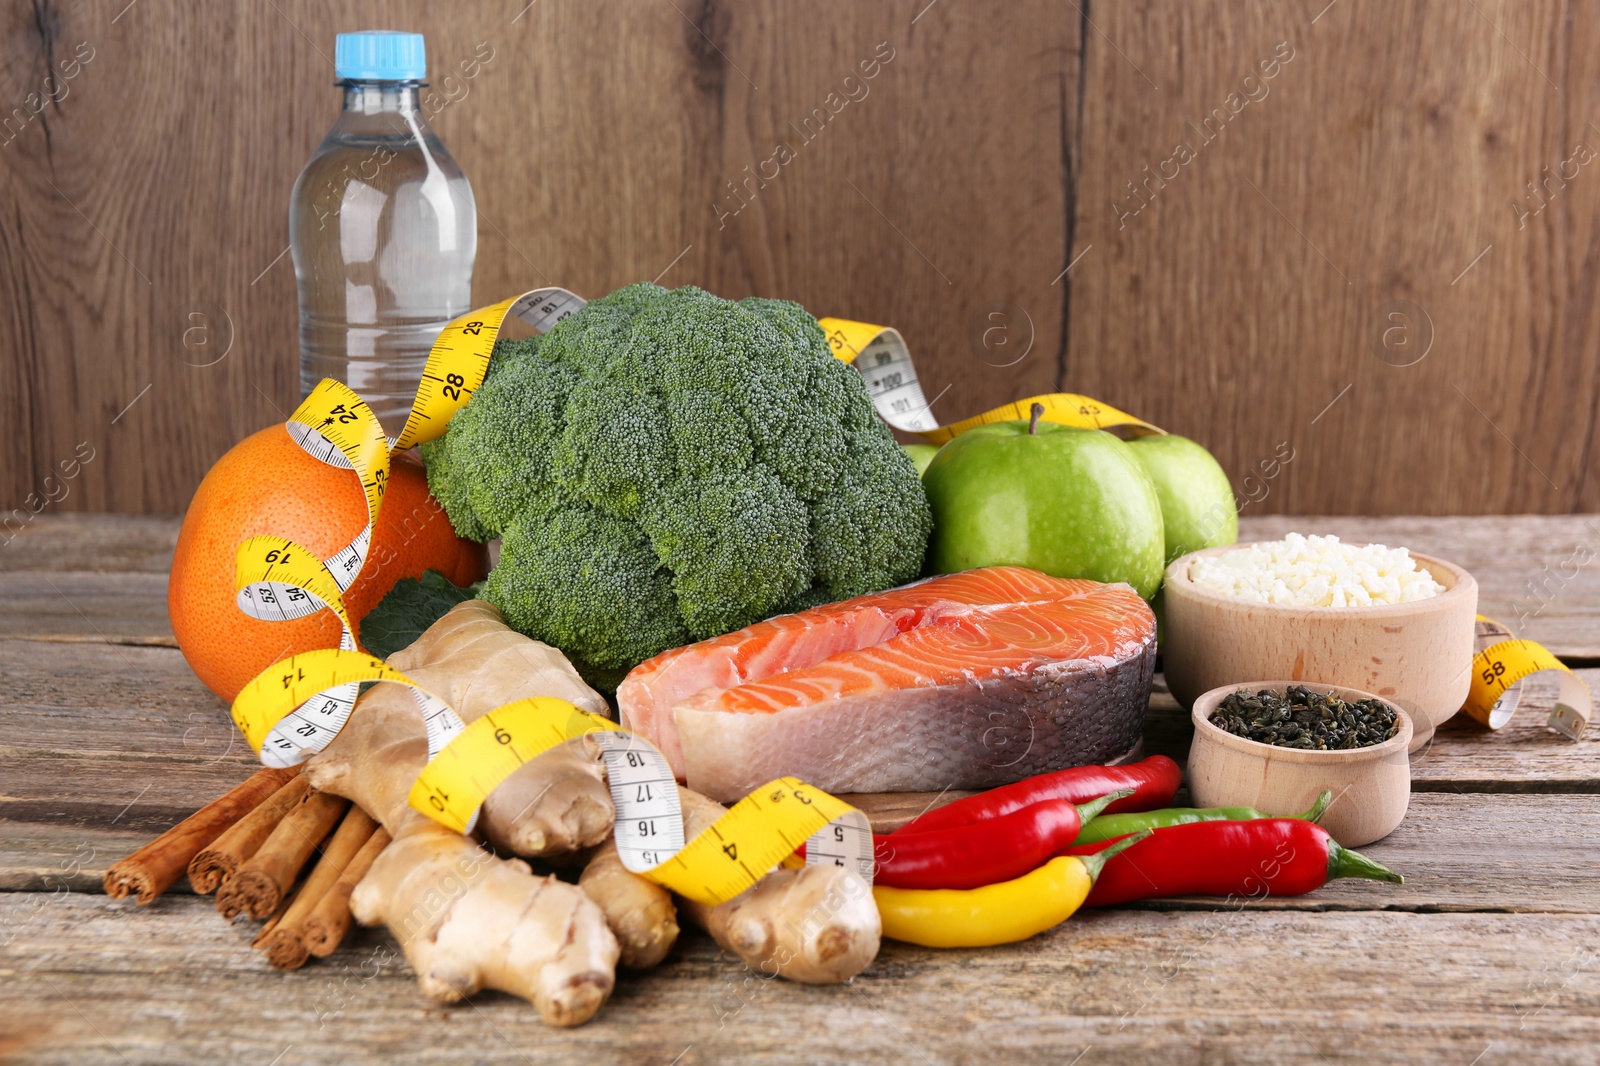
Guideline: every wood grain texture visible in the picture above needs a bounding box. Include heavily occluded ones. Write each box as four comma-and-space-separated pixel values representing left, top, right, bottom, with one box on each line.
0, 512, 179, 573
1067, 0, 1600, 515
7, 2, 1597, 516
0, 571, 172, 642
0, 0, 1075, 516
4, 639, 1594, 835
2, 893, 1596, 1065
10, 510, 1599, 651
3, 555, 1595, 906
1141, 668, 1600, 793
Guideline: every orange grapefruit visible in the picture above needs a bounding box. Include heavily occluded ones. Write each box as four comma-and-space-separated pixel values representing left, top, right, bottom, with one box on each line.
169, 424, 488, 702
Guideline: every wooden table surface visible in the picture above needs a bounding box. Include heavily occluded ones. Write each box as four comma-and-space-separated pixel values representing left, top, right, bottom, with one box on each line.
2, 514, 1598, 1065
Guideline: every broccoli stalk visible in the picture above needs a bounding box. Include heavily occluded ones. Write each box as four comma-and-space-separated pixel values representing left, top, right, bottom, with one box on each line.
421, 283, 931, 689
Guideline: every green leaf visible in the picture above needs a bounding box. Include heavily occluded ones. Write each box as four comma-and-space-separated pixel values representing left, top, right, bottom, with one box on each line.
359, 570, 478, 660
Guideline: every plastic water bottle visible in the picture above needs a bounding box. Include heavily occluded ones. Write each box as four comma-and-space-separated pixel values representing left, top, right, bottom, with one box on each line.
291, 31, 477, 438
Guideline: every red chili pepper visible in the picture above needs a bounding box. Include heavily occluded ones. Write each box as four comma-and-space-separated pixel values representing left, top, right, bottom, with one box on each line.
872, 789, 1131, 890
898, 755, 1182, 834
1062, 819, 1402, 906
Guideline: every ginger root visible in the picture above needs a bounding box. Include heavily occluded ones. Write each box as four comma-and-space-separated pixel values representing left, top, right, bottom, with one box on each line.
481, 738, 613, 862
568, 752, 878, 982
351, 829, 616, 1025
305, 600, 620, 1025
579, 840, 679, 969
309, 598, 871, 1007
311, 599, 616, 861
676, 786, 880, 984
409, 601, 615, 859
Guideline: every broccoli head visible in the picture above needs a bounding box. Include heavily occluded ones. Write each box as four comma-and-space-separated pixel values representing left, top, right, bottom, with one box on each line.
422, 282, 931, 689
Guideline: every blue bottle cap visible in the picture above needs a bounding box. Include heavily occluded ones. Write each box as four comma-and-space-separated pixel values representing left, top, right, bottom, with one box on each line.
335, 31, 426, 82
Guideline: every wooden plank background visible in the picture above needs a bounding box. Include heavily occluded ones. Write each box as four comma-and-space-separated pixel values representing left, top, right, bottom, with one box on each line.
0, 0, 1596, 516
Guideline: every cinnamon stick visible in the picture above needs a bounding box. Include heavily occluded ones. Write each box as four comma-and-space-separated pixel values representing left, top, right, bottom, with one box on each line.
102, 765, 299, 904
251, 893, 295, 949
257, 805, 379, 970
189, 774, 311, 894
215, 789, 348, 921
303, 826, 391, 957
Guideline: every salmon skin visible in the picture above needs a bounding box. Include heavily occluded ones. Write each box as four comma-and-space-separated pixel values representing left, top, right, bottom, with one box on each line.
616, 566, 1156, 802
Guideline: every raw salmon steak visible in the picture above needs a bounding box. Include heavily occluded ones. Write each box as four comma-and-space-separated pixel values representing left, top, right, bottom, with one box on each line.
616, 566, 1156, 801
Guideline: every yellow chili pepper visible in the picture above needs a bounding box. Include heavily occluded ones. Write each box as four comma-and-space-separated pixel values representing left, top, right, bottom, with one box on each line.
873, 828, 1151, 948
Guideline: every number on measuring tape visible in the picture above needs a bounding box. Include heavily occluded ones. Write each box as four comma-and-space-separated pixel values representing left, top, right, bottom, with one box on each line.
233, 648, 467, 776
591, 731, 688, 868
1461, 616, 1590, 740
392, 288, 588, 452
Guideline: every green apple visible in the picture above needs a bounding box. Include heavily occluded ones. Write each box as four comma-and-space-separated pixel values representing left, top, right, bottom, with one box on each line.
922, 420, 1166, 598
1126, 434, 1238, 565
901, 443, 941, 477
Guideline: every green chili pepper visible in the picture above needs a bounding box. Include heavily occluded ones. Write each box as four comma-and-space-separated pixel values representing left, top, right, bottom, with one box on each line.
1072, 789, 1331, 845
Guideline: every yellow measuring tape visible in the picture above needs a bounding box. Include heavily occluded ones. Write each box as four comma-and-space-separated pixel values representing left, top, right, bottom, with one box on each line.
231, 649, 872, 906
233, 289, 587, 765
816, 318, 1165, 443
1461, 616, 1590, 740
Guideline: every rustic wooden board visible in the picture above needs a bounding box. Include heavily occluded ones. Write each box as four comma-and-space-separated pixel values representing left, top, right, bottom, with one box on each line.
3, 634, 1594, 912
0, 513, 180, 574
4, 638, 1594, 826
2, 893, 1596, 1065
1163, 792, 1600, 914
0, 822, 170, 894
4, 511, 1599, 1060
0, 571, 173, 643
1141, 669, 1600, 793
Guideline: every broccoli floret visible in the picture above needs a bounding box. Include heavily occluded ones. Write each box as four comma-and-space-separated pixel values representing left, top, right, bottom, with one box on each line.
808, 426, 932, 600
555, 347, 671, 520
639, 465, 811, 639
537, 281, 666, 376
418, 432, 491, 543
425, 283, 932, 687
421, 336, 572, 538
483, 502, 690, 691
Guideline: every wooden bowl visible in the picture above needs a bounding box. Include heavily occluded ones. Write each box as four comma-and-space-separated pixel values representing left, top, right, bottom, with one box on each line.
1162, 545, 1477, 751
1188, 682, 1412, 847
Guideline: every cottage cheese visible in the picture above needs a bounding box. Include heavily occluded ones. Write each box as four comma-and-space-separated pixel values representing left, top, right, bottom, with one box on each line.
1187, 533, 1445, 607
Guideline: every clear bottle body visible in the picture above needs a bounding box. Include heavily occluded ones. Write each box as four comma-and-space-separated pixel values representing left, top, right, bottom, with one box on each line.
291, 81, 476, 438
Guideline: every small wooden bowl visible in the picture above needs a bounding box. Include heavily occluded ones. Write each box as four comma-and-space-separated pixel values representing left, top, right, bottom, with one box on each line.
1188, 682, 1412, 847
1163, 545, 1477, 751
